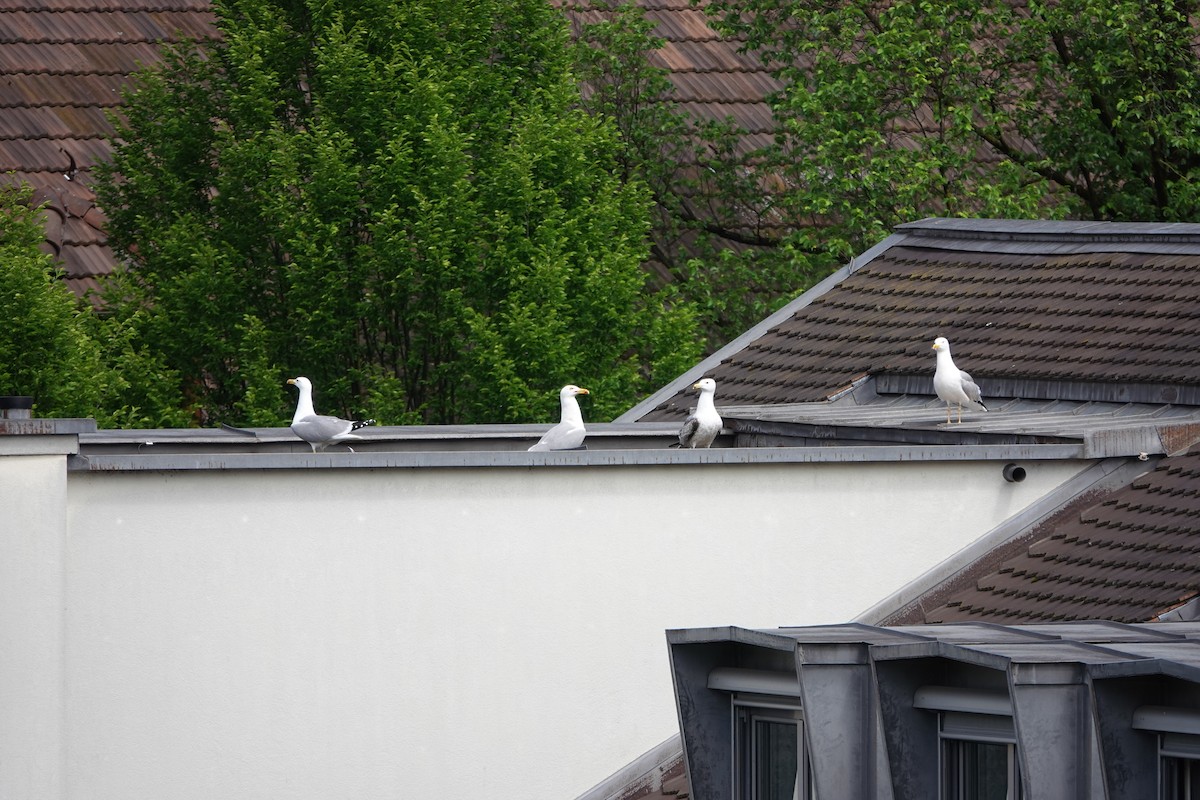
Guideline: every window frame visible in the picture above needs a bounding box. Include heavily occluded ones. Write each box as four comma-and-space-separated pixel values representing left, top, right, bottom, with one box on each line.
936, 711, 1023, 800
731, 694, 812, 800
1159, 732, 1200, 799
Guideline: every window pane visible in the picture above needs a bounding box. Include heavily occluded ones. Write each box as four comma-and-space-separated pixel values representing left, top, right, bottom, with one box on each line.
1162, 756, 1200, 800
755, 719, 798, 800
944, 739, 1018, 800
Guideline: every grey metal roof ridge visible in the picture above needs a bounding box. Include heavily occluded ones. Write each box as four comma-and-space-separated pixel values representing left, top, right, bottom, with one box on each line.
896, 217, 1200, 242
894, 234, 1200, 257
77, 421, 683, 445
66, 442, 1087, 472
666, 625, 795, 648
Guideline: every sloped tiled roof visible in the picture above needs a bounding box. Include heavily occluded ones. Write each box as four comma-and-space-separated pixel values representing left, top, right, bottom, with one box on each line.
632, 219, 1200, 421
0, 1, 219, 296
923, 447, 1200, 624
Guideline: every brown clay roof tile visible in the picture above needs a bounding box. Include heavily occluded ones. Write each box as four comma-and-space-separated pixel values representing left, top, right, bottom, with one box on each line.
0, 2, 218, 288
925, 447, 1200, 624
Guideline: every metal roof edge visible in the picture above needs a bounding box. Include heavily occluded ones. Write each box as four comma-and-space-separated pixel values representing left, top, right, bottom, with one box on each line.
854, 455, 1154, 625
65, 442, 1089, 472
868, 639, 1012, 669
615, 231, 911, 422
78, 422, 684, 446
571, 734, 683, 800
895, 217, 1200, 246
1088, 657, 1200, 683
665, 626, 796, 649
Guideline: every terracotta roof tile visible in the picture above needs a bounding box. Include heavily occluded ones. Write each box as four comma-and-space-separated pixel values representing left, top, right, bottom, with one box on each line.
562, 0, 781, 161
0, 2, 218, 287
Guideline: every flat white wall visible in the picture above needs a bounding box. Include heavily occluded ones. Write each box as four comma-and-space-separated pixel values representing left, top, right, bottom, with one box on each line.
0, 456, 66, 800
45, 457, 1086, 800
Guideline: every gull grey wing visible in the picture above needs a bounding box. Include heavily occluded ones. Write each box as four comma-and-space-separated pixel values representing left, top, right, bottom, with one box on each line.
292, 414, 357, 443
677, 415, 700, 447
528, 422, 585, 451
958, 370, 985, 407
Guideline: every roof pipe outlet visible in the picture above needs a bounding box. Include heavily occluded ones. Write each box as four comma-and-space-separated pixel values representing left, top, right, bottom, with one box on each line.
0, 396, 33, 420
1003, 463, 1027, 483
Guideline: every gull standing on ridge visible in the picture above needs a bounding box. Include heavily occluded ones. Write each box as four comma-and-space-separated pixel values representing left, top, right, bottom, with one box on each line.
931, 337, 987, 424
528, 385, 590, 451
676, 378, 722, 449
287, 376, 376, 452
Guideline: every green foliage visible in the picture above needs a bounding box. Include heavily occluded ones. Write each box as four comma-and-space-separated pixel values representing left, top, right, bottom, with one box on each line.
0, 182, 194, 428
0, 182, 107, 418
702, 0, 1200, 258
573, 1, 825, 348
86, 309, 196, 429
96, 0, 700, 426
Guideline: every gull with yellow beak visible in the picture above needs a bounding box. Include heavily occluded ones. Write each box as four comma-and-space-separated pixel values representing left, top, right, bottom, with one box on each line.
931, 337, 987, 424
676, 377, 722, 449
287, 376, 375, 452
528, 385, 590, 451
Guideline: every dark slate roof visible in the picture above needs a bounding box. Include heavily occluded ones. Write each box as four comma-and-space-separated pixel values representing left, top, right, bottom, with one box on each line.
919, 446, 1200, 625
628, 218, 1200, 422
679, 620, 1200, 682
0, 1, 219, 296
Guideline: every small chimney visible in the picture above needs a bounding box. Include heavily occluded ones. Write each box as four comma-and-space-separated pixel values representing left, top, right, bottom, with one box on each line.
0, 397, 34, 420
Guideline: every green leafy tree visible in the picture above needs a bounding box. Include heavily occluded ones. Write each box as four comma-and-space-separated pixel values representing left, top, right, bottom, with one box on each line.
573, 1, 827, 347
701, 0, 1200, 258
96, 0, 699, 426
0, 181, 192, 427
0, 182, 105, 418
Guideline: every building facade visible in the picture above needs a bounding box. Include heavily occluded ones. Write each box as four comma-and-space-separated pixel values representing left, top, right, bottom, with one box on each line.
669, 620, 1200, 800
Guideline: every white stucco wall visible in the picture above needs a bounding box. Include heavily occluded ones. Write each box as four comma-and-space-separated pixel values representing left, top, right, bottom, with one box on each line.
40, 457, 1087, 800
0, 455, 66, 800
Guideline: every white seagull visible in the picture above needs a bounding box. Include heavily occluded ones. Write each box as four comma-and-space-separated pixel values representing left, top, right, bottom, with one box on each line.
677, 377, 722, 449
287, 376, 375, 452
931, 337, 987, 424
528, 385, 590, 451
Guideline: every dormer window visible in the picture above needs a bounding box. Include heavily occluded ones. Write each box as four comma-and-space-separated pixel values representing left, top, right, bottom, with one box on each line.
1132, 706, 1200, 800
916, 687, 1023, 800
734, 701, 807, 800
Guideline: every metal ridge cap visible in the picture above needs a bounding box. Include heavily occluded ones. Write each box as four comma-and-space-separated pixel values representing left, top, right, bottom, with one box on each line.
66, 442, 1088, 472
77, 421, 686, 445
894, 217, 1200, 242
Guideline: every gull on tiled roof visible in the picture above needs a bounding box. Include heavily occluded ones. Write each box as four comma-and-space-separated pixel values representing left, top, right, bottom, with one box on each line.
625, 218, 1200, 424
